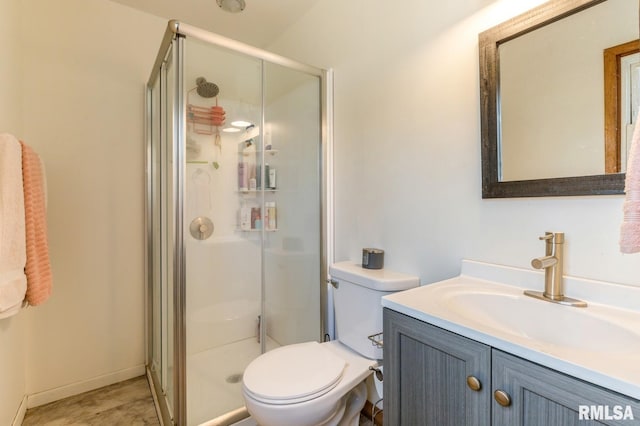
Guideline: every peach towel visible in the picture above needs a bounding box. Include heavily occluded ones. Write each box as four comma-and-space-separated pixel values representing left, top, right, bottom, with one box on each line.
0, 134, 27, 318
620, 110, 640, 253
20, 141, 52, 305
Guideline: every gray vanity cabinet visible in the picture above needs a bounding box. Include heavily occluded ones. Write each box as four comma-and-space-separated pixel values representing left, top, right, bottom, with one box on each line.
492, 349, 640, 426
383, 308, 491, 426
383, 308, 640, 426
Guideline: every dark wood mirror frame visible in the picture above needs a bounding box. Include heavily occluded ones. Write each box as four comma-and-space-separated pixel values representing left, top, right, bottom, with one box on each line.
604, 39, 640, 173
479, 0, 626, 198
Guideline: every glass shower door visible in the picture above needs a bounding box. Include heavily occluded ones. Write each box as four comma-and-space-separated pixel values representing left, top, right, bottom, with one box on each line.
183, 37, 264, 425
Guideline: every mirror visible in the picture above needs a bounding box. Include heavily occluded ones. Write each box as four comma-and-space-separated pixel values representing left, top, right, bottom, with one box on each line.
479, 0, 639, 198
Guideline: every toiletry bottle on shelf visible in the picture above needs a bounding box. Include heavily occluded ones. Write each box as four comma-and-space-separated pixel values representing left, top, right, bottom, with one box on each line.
267, 202, 277, 230
240, 204, 251, 230
251, 207, 261, 230
238, 161, 248, 192
264, 164, 270, 190
249, 164, 256, 191
268, 167, 276, 190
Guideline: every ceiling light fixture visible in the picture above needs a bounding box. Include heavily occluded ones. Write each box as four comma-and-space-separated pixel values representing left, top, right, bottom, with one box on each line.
231, 120, 253, 128
216, 0, 246, 13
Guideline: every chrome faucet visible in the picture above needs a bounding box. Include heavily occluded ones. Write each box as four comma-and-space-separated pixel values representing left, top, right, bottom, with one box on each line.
524, 232, 587, 307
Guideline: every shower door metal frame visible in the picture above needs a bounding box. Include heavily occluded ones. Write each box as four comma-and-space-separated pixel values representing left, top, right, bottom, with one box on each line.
145, 20, 334, 426
145, 27, 188, 425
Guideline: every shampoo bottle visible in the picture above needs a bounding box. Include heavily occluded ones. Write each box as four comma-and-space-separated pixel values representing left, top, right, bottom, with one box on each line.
264, 164, 270, 190
267, 202, 277, 230
268, 167, 276, 190
240, 204, 251, 230
238, 162, 248, 191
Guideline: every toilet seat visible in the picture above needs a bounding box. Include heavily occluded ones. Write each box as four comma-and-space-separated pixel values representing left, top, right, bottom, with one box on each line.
243, 341, 346, 405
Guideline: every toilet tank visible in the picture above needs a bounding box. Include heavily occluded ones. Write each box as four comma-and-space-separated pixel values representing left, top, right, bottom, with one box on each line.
329, 261, 419, 359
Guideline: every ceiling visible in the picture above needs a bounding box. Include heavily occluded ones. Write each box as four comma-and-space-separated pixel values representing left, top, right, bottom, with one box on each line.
108, 0, 321, 48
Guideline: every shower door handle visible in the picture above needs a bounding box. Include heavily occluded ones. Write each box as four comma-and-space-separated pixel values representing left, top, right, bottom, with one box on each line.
256, 315, 261, 343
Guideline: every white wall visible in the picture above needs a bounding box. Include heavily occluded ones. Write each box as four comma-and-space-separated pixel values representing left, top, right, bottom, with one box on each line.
0, 0, 22, 134
17, 0, 165, 404
0, 0, 27, 423
268, 0, 640, 288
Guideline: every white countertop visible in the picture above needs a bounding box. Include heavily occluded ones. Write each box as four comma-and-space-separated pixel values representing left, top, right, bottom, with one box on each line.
382, 259, 640, 400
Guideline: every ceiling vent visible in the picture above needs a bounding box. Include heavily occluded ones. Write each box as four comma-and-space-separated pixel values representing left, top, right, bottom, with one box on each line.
216, 0, 246, 13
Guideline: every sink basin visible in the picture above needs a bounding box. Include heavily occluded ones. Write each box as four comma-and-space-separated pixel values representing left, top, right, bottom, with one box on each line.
381, 260, 640, 399
438, 283, 640, 355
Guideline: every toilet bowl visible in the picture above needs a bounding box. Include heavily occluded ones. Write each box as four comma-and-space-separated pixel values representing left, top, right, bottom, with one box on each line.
242, 341, 375, 426
242, 261, 419, 426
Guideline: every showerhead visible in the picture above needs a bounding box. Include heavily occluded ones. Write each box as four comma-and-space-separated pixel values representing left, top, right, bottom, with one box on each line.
195, 77, 220, 98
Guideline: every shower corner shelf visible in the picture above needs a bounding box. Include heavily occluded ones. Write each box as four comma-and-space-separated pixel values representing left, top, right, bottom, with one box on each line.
368, 332, 384, 349
237, 189, 278, 194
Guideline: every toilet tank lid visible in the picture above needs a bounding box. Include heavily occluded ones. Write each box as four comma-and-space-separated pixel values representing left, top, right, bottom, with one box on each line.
329, 261, 419, 291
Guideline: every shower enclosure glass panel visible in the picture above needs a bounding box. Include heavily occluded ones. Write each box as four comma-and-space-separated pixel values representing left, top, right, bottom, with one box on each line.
148, 44, 178, 420
147, 24, 329, 426
184, 38, 265, 425
162, 45, 176, 417
263, 61, 321, 348
183, 37, 322, 425
149, 58, 161, 386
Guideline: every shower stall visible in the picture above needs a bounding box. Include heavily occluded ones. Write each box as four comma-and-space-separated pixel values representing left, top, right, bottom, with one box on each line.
145, 21, 333, 425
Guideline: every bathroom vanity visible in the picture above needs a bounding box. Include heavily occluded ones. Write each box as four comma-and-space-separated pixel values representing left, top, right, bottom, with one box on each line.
382, 260, 640, 425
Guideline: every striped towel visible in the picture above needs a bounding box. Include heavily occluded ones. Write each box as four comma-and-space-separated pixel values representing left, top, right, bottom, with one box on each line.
20, 141, 52, 305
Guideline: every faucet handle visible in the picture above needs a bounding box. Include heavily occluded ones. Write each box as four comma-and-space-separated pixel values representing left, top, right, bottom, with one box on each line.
538, 232, 564, 243
539, 233, 554, 254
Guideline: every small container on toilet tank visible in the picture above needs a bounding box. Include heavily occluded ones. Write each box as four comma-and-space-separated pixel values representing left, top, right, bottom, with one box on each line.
362, 248, 384, 269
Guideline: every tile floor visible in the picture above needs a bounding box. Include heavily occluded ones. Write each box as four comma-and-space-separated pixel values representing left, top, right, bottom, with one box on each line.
22, 376, 159, 425
359, 415, 374, 426
21, 375, 375, 425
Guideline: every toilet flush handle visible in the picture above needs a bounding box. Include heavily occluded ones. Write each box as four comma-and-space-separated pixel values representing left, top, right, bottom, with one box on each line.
327, 278, 339, 289
369, 366, 383, 381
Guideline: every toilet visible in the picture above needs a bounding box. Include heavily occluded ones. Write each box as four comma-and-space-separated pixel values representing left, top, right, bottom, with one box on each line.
242, 261, 419, 426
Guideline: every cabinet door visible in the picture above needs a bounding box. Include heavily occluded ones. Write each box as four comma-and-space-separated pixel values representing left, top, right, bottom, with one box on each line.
492, 350, 640, 426
383, 308, 491, 426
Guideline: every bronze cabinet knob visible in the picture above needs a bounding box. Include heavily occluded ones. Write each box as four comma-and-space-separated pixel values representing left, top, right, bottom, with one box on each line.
466, 375, 482, 392
494, 389, 512, 407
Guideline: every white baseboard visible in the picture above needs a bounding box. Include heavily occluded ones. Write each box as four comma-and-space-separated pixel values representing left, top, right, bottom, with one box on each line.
11, 395, 27, 426
27, 364, 146, 408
